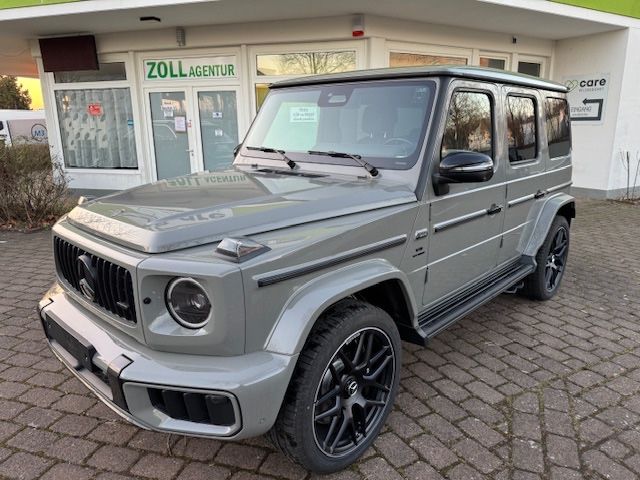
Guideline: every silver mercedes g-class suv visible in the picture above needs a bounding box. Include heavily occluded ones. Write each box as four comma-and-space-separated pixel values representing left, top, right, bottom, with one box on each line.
39, 66, 574, 473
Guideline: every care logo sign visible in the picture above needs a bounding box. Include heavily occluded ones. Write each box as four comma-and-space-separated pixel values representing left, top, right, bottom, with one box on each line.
562, 73, 609, 125
144, 56, 237, 81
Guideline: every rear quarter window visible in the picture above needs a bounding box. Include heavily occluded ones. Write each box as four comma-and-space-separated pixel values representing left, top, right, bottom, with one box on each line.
545, 97, 571, 158
506, 95, 537, 162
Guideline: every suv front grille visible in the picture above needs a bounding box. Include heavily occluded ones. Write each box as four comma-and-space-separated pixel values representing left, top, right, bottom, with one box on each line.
53, 236, 137, 323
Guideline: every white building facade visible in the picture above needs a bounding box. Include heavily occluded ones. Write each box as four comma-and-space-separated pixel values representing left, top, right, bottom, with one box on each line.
1, 0, 639, 198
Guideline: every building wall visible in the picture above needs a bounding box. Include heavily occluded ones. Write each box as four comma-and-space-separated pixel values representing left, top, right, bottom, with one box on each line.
552, 29, 628, 196
609, 27, 640, 195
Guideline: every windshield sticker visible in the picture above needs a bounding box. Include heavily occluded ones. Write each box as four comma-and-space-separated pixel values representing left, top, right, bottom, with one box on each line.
290, 106, 318, 123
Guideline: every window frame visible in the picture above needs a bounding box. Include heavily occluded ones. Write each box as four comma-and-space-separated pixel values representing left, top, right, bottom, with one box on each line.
505, 93, 539, 164
440, 87, 496, 163
544, 96, 572, 159
387, 41, 472, 67
48, 52, 143, 172
515, 54, 547, 78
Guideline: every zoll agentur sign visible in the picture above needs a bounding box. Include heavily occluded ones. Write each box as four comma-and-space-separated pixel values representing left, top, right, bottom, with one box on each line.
144, 57, 237, 81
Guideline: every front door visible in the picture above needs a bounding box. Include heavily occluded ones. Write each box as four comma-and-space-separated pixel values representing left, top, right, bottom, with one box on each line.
147, 87, 242, 180
423, 81, 506, 306
193, 87, 241, 172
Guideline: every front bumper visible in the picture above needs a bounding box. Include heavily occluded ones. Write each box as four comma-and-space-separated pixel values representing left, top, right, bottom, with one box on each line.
39, 285, 297, 440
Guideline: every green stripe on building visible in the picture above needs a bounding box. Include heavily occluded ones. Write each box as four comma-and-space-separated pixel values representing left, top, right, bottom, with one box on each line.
551, 0, 640, 19
0, 0, 82, 9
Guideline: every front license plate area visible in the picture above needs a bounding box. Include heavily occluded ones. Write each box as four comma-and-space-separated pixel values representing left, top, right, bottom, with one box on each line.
42, 314, 96, 371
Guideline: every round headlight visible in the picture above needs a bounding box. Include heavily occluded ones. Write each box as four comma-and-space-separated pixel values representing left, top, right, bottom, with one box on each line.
165, 278, 212, 329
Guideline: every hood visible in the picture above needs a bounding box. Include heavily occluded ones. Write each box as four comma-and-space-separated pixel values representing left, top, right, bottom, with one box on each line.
66, 168, 416, 253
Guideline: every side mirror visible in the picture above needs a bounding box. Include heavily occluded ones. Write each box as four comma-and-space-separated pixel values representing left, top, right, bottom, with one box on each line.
433, 151, 494, 195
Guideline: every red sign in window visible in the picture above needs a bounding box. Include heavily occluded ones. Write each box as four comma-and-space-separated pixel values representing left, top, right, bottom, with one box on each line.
87, 103, 103, 116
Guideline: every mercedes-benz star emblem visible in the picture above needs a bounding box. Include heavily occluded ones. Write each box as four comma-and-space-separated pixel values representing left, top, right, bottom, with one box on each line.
346, 379, 359, 397
76, 254, 97, 302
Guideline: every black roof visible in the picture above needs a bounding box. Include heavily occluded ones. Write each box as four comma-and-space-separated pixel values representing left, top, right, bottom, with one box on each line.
270, 65, 567, 93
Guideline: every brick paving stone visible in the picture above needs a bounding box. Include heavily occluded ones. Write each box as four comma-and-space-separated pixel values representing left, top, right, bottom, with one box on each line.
216, 443, 267, 469
0, 451, 53, 479
446, 463, 486, 480
87, 445, 140, 472
452, 438, 502, 474
418, 413, 462, 443
50, 413, 99, 436
88, 421, 138, 444
46, 436, 99, 462
512, 412, 541, 441
6, 426, 58, 453
374, 432, 418, 468
512, 439, 544, 473
259, 452, 307, 480
546, 434, 580, 468
358, 457, 403, 480
457, 417, 503, 447
177, 462, 231, 480
41, 463, 96, 480
409, 434, 457, 470
130, 453, 185, 480
402, 461, 444, 480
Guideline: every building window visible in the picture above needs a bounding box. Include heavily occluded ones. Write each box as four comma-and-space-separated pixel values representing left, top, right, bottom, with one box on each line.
441, 91, 493, 160
546, 98, 571, 158
506, 95, 537, 162
518, 61, 541, 78
390, 52, 468, 68
256, 51, 356, 76
255, 83, 269, 111
253, 49, 357, 111
479, 57, 506, 70
53, 62, 127, 83
55, 88, 137, 169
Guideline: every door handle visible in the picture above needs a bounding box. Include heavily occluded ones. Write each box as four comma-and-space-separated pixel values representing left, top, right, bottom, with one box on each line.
534, 190, 546, 199
487, 204, 503, 215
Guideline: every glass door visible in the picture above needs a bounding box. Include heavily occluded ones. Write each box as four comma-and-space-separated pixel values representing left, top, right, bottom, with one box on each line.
148, 90, 196, 180
193, 87, 240, 172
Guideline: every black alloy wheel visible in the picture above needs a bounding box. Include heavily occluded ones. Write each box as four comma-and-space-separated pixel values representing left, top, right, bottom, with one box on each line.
269, 299, 401, 473
544, 226, 568, 292
522, 215, 570, 300
312, 327, 395, 457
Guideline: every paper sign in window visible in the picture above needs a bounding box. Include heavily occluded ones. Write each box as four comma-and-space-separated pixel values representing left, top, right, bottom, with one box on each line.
289, 106, 318, 123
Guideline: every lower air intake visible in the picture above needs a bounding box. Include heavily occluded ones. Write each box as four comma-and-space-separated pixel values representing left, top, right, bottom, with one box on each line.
147, 387, 236, 427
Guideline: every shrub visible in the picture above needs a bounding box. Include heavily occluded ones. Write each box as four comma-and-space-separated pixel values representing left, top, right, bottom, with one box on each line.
0, 143, 74, 229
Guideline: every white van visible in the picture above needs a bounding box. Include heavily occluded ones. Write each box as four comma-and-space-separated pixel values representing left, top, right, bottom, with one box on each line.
0, 109, 48, 146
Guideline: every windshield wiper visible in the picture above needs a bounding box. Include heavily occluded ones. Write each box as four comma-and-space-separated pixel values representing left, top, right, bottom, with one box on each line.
245, 146, 296, 170
308, 150, 378, 177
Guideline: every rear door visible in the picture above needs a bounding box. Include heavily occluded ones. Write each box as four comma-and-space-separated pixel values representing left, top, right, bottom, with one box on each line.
500, 87, 546, 264
423, 81, 506, 306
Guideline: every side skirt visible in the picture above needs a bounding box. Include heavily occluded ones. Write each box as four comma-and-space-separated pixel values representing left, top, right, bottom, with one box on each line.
412, 260, 535, 342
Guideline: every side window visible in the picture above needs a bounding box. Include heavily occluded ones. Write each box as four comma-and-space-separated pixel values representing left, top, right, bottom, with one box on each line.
545, 97, 571, 158
506, 95, 537, 162
441, 91, 493, 160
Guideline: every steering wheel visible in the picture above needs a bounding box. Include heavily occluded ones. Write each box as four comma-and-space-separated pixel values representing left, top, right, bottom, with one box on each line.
383, 137, 414, 155
384, 137, 414, 147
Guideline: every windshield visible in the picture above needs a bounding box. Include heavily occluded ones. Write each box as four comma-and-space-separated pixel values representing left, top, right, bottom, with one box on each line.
242, 79, 437, 170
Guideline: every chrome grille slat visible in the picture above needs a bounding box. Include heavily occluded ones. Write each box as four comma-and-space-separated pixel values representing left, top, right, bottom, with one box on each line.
53, 237, 137, 323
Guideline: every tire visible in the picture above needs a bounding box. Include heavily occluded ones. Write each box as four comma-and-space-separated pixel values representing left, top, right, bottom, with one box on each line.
521, 215, 570, 300
269, 299, 401, 473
